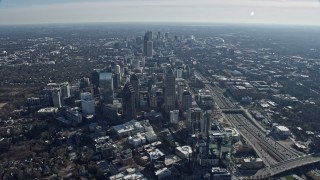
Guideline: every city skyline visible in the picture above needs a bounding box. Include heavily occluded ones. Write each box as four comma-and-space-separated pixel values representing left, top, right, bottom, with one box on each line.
0, 0, 320, 25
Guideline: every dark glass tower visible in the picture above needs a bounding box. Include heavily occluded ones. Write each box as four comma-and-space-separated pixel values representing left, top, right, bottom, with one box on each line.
122, 82, 136, 120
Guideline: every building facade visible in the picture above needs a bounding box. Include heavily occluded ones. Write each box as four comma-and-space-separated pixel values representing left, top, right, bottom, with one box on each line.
122, 82, 137, 120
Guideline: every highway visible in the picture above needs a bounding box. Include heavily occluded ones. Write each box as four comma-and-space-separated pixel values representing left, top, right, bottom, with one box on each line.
194, 71, 236, 109
194, 71, 293, 166
252, 154, 320, 179
194, 70, 320, 178
225, 113, 278, 167
225, 114, 300, 165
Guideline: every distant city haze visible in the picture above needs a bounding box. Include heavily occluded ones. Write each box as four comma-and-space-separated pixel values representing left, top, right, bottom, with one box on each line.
0, 0, 320, 25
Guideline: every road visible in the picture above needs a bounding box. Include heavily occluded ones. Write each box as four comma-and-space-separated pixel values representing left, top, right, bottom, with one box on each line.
194, 70, 320, 178
225, 114, 300, 165
194, 71, 236, 109
252, 154, 320, 179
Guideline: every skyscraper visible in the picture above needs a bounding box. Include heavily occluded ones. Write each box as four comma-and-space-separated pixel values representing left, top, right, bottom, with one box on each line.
91, 69, 101, 88
81, 92, 95, 116
122, 82, 136, 120
165, 32, 169, 40
143, 31, 153, 56
157, 31, 161, 40
177, 82, 184, 104
201, 111, 211, 140
99, 72, 114, 104
130, 73, 139, 107
147, 41, 153, 58
187, 107, 203, 135
60, 82, 71, 98
170, 110, 179, 124
182, 90, 192, 112
164, 65, 176, 114
52, 89, 62, 108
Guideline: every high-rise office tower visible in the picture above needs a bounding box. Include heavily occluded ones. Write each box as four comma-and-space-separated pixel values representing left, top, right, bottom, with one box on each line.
60, 82, 71, 98
147, 41, 153, 58
157, 31, 161, 40
91, 69, 101, 88
113, 73, 121, 89
81, 92, 95, 115
130, 73, 139, 107
183, 65, 191, 79
80, 78, 90, 89
122, 82, 136, 120
149, 93, 158, 109
201, 111, 211, 139
143, 31, 153, 56
131, 58, 140, 70
115, 65, 121, 77
52, 89, 62, 108
176, 67, 184, 78
165, 32, 169, 40
170, 110, 179, 124
140, 56, 146, 67
182, 90, 192, 112
177, 82, 184, 104
99, 72, 114, 104
164, 65, 176, 114
187, 108, 203, 135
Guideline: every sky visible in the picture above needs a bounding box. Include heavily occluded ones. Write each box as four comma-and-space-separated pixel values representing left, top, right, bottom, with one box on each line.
0, 0, 320, 25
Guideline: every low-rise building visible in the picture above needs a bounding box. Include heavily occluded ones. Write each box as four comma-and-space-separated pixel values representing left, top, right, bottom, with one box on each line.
210, 167, 231, 180
112, 120, 144, 138
154, 167, 171, 180
175, 146, 192, 160
273, 125, 291, 138
240, 158, 264, 169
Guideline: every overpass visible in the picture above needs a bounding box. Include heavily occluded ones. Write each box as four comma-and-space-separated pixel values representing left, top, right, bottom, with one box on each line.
248, 154, 320, 179
194, 70, 320, 178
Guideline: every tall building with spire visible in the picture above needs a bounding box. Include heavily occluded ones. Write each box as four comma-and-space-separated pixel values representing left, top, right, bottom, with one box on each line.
122, 82, 136, 120
164, 65, 176, 114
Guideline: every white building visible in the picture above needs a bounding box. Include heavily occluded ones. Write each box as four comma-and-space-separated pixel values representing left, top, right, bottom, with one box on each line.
128, 133, 147, 147
60, 82, 71, 98
145, 131, 157, 142
170, 110, 179, 124
155, 167, 171, 180
115, 65, 121, 76
112, 120, 144, 137
81, 92, 95, 116
274, 125, 291, 138
241, 158, 264, 169
175, 146, 192, 160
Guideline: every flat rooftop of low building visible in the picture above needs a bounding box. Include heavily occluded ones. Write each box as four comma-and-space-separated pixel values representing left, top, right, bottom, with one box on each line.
276, 126, 290, 132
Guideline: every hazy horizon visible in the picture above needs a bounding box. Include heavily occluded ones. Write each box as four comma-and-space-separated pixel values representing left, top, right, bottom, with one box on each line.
0, 0, 320, 26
